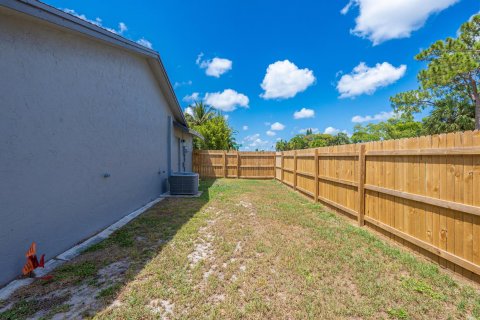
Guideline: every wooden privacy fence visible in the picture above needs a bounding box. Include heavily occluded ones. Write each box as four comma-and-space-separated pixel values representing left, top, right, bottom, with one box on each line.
193, 131, 480, 281
193, 150, 276, 179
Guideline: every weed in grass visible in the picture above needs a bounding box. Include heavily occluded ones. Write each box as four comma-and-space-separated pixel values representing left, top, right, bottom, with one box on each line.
473, 298, 480, 318
97, 283, 122, 299
38, 304, 70, 320
245, 294, 270, 315
255, 242, 271, 254
87, 278, 99, 287
0, 300, 41, 320
109, 230, 134, 247
82, 240, 107, 253
401, 277, 445, 301
457, 300, 466, 313
388, 308, 409, 319
55, 261, 97, 282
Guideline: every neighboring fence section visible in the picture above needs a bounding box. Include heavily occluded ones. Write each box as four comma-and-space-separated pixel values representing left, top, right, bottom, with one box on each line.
193, 131, 480, 281
193, 150, 275, 179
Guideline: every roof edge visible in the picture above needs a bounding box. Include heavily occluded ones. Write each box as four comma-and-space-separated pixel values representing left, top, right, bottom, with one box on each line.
173, 121, 204, 140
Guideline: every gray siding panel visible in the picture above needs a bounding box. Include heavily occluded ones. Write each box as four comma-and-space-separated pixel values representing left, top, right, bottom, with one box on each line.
0, 9, 190, 285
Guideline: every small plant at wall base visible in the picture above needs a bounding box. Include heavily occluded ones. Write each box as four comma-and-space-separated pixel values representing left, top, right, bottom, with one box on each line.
185, 101, 238, 150
22, 242, 45, 277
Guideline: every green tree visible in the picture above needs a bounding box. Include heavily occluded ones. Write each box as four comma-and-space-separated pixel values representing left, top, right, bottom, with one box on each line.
330, 132, 351, 146
190, 115, 237, 150
351, 124, 383, 143
288, 135, 309, 150
422, 97, 475, 134
391, 14, 480, 131
351, 114, 423, 143
307, 134, 334, 148
185, 101, 215, 126
275, 139, 289, 151
185, 102, 237, 150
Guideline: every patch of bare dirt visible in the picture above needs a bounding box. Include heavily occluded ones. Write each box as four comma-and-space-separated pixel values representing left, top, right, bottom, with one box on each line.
32, 260, 130, 319
149, 299, 175, 319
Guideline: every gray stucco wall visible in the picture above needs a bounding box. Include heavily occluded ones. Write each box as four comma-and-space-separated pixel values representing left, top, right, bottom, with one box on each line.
0, 8, 191, 286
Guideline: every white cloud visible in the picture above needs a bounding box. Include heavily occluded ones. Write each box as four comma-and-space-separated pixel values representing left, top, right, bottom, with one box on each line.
174, 80, 192, 89
293, 108, 315, 119
184, 107, 194, 116
323, 127, 350, 136
341, 0, 459, 45
64, 9, 128, 35
243, 134, 270, 148
224, 115, 230, 120
64, 9, 152, 49
340, 1, 355, 15
244, 134, 260, 142
324, 127, 341, 135
266, 130, 276, 137
299, 128, 319, 134
351, 111, 395, 123
183, 92, 200, 104
270, 122, 285, 131
195, 53, 204, 65
196, 53, 232, 77
260, 60, 315, 99
337, 62, 406, 98
118, 22, 128, 34
243, 125, 249, 130
203, 89, 249, 112
249, 138, 270, 148
136, 38, 153, 49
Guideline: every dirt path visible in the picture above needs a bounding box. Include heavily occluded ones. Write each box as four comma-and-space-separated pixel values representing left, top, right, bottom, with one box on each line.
1, 179, 479, 319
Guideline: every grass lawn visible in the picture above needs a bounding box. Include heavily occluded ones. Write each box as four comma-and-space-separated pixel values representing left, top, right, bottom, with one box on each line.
1, 179, 480, 319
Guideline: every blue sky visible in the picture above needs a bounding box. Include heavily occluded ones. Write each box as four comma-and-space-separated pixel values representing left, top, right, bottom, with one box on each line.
45, 0, 479, 150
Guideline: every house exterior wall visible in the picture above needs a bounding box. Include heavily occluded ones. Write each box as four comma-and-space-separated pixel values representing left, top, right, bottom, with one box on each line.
0, 8, 191, 285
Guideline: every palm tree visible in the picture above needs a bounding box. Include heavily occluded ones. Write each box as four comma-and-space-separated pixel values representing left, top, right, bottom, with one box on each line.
185, 101, 214, 126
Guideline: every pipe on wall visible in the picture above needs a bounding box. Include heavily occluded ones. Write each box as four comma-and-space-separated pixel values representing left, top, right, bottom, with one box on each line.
167, 115, 172, 177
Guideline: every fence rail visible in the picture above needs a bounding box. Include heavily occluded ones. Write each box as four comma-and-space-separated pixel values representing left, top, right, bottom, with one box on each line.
193, 130, 480, 282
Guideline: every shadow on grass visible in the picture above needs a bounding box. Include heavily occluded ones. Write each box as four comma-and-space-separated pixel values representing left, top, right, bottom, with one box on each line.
0, 179, 216, 320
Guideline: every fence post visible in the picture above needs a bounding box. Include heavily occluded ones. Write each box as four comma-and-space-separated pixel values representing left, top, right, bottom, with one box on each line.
293, 150, 297, 190
192, 150, 196, 173
193, 151, 199, 177
223, 151, 227, 178
272, 153, 276, 179
358, 144, 366, 226
237, 151, 240, 178
281, 152, 284, 182
314, 148, 319, 202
